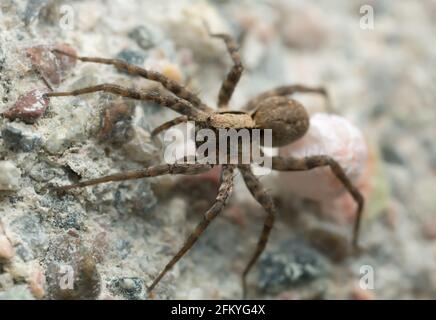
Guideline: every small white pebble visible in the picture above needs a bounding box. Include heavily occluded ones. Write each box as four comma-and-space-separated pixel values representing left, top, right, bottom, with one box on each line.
0, 161, 21, 191
120, 278, 135, 290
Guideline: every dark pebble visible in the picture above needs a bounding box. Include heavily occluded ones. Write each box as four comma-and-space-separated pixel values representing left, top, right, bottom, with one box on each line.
26, 43, 76, 86
258, 239, 328, 294
1, 122, 42, 152
381, 144, 405, 165
108, 277, 145, 300
2, 89, 49, 124
116, 49, 146, 67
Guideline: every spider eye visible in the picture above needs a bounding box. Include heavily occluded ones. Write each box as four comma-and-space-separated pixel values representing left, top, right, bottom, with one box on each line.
253, 97, 309, 147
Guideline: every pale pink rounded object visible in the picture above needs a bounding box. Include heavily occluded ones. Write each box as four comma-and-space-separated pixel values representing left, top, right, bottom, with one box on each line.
278, 113, 368, 203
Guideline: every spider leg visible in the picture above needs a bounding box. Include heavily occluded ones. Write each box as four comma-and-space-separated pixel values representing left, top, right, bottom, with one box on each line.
151, 115, 188, 137
209, 33, 244, 108
147, 165, 235, 293
52, 49, 212, 112
238, 165, 276, 299
272, 155, 364, 248
32, 66, 54, 92
44, 84, 202, 119
53, 163, 214, 192
244, 84, 332, 112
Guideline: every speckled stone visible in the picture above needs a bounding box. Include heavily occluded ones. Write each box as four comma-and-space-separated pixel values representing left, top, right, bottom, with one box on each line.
2, 89, 49, 124
2, 121, 42, 152
0, 161, 21, 191
258, 239, 328, 295
116, 49, 146, 67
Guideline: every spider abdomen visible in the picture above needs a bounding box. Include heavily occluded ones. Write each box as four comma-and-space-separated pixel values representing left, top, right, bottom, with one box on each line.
253, 96, 310, 147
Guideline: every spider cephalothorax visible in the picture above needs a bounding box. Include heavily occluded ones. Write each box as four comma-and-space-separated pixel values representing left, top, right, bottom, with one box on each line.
45, 31, 364, 298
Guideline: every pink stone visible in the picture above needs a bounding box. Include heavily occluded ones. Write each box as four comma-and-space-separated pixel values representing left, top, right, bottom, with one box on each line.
277, 113, 369, 223
2, 88, 49, 124
26, 43, 76, 86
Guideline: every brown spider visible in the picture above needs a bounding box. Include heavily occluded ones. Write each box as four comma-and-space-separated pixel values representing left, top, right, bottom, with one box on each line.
45, 31, 364, 298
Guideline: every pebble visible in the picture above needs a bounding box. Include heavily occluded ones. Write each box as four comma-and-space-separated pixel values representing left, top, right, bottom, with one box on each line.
381, 144, 405, 165
70, 73, 99, 91
186, 287, 205, 300
350, 286, 375, 300
306, 227, 350, 262
10, 215, 48, 256
1, 121, 42, 152
27, 262, 46, 299
14, 244, 33, 261
23, 0, 52, 26
421, 219, 436, 240
114, 180, 157, 217
99, 101, 134, 143
120, 278, 136, 290
241, 32, 267, 70
2, 88, 49, 124
144, 56, 183, 83
26, 43, 76, 86
116, 49, 146, 67
115, 239, 132, 259
161, 61, 183, 83
122, 125, 159, 163
44, 99, 92, 154
43, 234, 101, 299
128, 25, 164, 50
29, 161, 64, 182
108, 277, 144, 299
0, 222, 14, 260
39, 194, 85, 231
0, 285, 35, 300
0, 273, 14, 291
0, 161, 21, 191
280, 4, 329, 50
278, 113, 368, 201
162, 1, 230, 59
258, 240, 328, 294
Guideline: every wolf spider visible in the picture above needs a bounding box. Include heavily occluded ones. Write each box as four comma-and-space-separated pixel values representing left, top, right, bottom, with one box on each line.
45, 31, 364, 298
